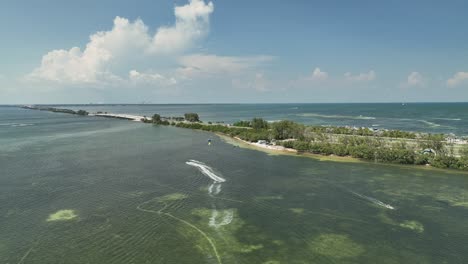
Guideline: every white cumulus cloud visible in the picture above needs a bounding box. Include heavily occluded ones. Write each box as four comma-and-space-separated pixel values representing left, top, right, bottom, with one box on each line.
27, 0, 214, 84
150, 0, 213, 54
447, 71, 468, 87
344, 70, 376, 82
400, 71, 424, 88
309, 67, 328, 81
405, 71, 424, 87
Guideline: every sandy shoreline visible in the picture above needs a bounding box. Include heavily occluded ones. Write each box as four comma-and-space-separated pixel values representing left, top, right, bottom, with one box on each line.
90, 113, 146, 122
238, 138, 298, 153
215, 133, 362, 163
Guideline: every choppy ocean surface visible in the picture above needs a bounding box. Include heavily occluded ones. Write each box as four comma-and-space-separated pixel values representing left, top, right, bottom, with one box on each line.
1, 106, 468, 263
43, 103, 468, 135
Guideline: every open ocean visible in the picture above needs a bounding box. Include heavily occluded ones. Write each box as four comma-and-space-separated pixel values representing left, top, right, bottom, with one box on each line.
1, 104, 468, 263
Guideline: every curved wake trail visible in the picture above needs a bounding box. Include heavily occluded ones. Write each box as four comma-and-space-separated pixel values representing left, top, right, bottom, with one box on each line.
349, 190, 395, 210
186, 160, 226, 183
208, 182, 222, 195
209, 210, 234, 228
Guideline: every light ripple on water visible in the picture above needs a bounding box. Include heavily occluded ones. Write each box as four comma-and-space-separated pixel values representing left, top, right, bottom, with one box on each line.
0, 125, 140, 152
0, 123, 34, 127
299, 113, 376, 120
348, 190, 395, 210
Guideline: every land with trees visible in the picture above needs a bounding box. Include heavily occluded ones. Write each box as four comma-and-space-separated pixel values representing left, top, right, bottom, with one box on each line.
184, 113, 200, 122
21, 106, 89, 116
164, 115, 468, 171
21, 105, 468, 171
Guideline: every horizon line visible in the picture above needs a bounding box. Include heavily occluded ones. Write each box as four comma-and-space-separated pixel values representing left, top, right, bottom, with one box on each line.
1, 101, 468, 106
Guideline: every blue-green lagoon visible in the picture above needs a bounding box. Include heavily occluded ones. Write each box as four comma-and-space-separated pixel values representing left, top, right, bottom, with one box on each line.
1, 106, 468, 263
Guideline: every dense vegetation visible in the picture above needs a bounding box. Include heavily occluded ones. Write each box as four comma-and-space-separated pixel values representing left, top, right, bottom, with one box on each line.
233, 118, 269, 130
184, 113, 200, 122
76, 110, 89, 116
152, 114, 161, 123
157, 115, 468, 171
145, 113, 197, 125
23, 106, 89, 116
232, 120, 251, 127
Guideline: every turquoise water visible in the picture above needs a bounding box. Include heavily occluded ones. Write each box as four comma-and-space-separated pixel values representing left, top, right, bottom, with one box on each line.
1, 106, 468, 263
53, 103, 468, 135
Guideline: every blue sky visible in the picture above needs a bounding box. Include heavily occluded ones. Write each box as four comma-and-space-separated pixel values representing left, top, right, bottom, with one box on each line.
1, 0, 467, 103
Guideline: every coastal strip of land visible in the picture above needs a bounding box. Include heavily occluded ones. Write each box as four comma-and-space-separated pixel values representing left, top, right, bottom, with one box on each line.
21, 105, 146, 121
216, 134, 468, 175
20, 105, 468, 171
91, 113, 146, 121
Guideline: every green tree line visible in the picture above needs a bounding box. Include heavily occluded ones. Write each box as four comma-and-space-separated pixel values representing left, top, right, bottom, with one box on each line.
151, 114, 468, 171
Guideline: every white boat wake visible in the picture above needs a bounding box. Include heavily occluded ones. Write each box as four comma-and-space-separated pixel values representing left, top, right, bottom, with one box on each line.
208, 182, 222, 195
350, 191, 395, 210
186, 160, 226, 183
186, 160, 232, 229
209, 209, 234, 228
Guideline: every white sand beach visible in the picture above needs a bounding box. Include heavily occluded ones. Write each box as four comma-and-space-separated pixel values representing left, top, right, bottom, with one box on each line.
91, 113, 146, 122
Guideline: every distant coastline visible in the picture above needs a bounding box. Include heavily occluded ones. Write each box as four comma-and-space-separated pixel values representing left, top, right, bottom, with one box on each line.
20, 105, 468, 171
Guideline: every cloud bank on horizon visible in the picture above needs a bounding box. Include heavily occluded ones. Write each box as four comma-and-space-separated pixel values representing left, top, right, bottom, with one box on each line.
0, 0, 467, 103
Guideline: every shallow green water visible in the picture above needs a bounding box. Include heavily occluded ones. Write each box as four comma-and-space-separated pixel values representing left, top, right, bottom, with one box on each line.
1, 107, 468, 263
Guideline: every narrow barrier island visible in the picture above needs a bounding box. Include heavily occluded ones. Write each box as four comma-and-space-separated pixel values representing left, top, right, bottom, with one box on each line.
22, 105, 89, 116
21, 106, 468, 171
165, 116, 468, 171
